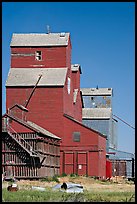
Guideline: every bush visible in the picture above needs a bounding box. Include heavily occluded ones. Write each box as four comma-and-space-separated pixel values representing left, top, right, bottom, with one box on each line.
52, 175, 59, 183
70, 173, 78, 177
40, 175, 59, 183
60, 172, 67, 177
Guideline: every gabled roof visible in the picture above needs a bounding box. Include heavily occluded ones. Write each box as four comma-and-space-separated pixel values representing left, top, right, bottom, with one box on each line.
2, 113, 61, 140
6, 68, 67, 87
10, 33, 70, 47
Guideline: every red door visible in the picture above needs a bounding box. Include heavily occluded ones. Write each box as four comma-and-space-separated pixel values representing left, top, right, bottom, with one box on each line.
63, 151, 88, 176
77, 152, 88, 175
64, 152, 74, 175
106, 160, 112, 178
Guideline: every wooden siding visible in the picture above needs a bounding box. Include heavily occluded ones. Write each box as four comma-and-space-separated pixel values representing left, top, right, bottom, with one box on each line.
111, 160, 127, 177
2, 132, 60, 178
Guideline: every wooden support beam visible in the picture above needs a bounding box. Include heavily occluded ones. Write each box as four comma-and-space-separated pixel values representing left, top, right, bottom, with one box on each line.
24, 74, 42, 108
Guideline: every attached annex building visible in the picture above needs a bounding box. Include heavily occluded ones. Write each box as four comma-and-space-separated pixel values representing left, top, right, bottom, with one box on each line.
2, 32, 107, 179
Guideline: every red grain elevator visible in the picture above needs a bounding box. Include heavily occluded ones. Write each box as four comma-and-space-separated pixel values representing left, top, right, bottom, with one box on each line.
5, 32, 107, 179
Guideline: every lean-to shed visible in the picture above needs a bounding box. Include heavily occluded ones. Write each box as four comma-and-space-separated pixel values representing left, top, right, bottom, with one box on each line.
2, 111, 61, 179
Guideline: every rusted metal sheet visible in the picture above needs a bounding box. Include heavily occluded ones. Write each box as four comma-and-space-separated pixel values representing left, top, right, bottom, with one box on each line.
111, 160, 126, 176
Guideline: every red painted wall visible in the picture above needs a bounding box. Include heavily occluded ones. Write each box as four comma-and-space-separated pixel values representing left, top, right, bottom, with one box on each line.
66, 36, 72, 71
11, 47, 67, 68
73, 93, 82, 122
11, 37, 72, 69
98, 133, 107, 178
9, 120, 34, 133
72, 71, 82, 122
63, 71, 82, 122
6, 87, 64, 137
60, 115, 106, 178
106, 160, 112, 178
63, 71, 74, 118
63, 115, 98, 145
72, 71, 80, 89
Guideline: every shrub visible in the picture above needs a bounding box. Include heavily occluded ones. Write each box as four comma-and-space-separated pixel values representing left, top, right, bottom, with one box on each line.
52, 175, 59, 183
60, 172, 67, 177
40, 175, 59, 183
70, 173, 78, 177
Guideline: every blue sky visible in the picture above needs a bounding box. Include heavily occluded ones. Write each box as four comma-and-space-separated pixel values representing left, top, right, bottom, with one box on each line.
2, 2, 135, 154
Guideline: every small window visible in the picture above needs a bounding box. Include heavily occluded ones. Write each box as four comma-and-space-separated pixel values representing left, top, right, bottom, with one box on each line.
67, 77, 71, 94
35, 51, 42, 61
73, 132, 80, 142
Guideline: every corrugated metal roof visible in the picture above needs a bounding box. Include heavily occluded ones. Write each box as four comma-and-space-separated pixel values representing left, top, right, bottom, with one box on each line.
81, 88, 113, 96
71, 64, 82, 74
82, 108, 112, 119
108, 148, 134, 160
6, 68, 67, 86
27, 121, 61, 139
10, 33, 70, 47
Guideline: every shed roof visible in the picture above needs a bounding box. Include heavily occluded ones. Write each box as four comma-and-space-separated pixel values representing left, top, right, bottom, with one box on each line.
81, 88, 113, 96
6, 68, 67, 86
27, 121, 61, 139
82, 108, 112, 119
2, 113, 61, 140
10, 33, 70, 47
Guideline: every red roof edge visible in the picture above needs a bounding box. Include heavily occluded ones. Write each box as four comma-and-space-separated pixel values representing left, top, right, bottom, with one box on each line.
63, 113, 107, 139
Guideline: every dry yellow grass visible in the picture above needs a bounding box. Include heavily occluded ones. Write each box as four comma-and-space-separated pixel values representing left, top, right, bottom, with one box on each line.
2, 175, 135, 193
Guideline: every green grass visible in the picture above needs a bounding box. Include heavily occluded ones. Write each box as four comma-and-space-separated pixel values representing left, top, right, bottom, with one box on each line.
2, 188, 135, 202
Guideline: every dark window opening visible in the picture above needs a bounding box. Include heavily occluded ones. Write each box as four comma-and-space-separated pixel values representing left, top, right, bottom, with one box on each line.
73, 132, 80, 142
35, 51, 42, 61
